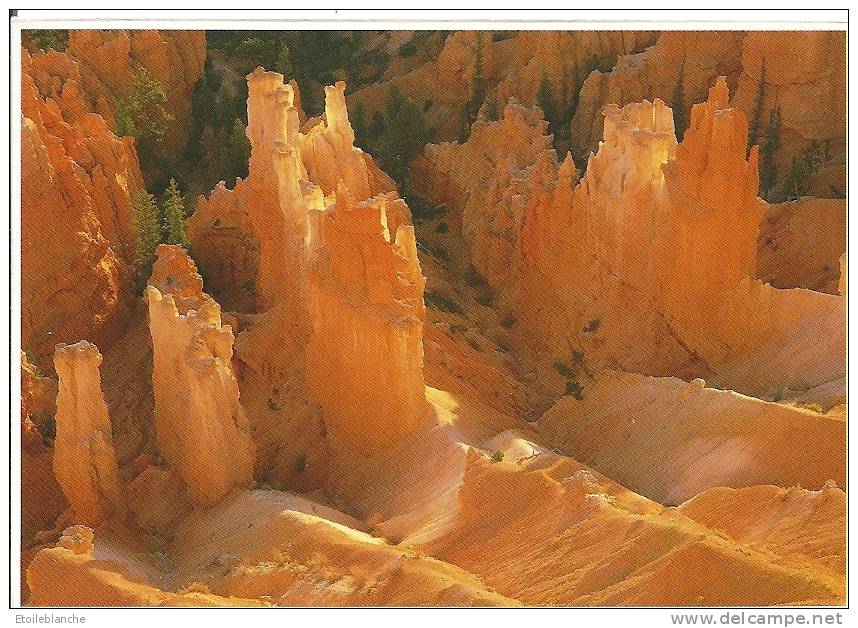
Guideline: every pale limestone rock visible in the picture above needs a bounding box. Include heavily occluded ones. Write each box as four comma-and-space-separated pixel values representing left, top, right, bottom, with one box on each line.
53, 341, 123, 526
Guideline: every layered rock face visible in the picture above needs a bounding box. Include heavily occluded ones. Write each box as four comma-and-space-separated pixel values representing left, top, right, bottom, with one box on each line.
52, 341, 124, 527
146, 245, 255, 507
569, 31, 846, 192
21, 49, 144, 369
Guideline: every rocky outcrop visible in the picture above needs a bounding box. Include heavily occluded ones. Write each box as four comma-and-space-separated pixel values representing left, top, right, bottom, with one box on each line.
146, 245, 255, 507
190, 69, 430, 469
414, 100, 556, 285
53, 341, 124, 527
757, 197, 846, 294
21, 353, 66, 546
22, 49, 144, 370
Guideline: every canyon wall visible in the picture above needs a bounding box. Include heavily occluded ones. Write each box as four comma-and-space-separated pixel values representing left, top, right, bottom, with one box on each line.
732, 31, 846, 193
22, 49, 143, 370
31, 30, 206, 155
21, 30, 206, 368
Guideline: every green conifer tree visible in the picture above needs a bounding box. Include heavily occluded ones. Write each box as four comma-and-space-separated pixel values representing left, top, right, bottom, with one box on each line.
131, 189, 161, 291
161, 179, 190, 249
672, 63, 687, 141
748, 59, 767, 150
759, 106, 781, 198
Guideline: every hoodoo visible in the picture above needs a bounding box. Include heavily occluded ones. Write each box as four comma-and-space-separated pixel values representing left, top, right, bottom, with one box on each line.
307, 187, 428, 456
52, 341, 123, 527
146, 245, 255, 507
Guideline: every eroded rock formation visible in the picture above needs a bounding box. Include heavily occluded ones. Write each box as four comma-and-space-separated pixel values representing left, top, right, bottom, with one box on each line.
53, 341, 124, 527
22, 49, 144, 369
307, 188, 428, 456
419, 76, 845, 400
29, 30, 206, 154
146, 245, 255, 507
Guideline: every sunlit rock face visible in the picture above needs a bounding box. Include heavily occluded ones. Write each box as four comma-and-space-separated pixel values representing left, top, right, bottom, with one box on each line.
52, 341, 124, 527
307, 188, 428, 457
190, 70, 394, 315
190, 68, 430, 467
146, 245, 255, 508
21, 49, 144, 370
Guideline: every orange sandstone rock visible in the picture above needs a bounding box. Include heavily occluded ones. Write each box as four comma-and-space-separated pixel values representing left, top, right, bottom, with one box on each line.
62, 30, 206, 154
21, 353, 66, 547
53, 341, 124, 527
146, 245, 255, 507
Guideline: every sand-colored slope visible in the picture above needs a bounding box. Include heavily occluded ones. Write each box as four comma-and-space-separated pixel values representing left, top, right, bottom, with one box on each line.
538, 371, 845, 504
757, 198, 846, 295
417, 446, 843, 606
26, 382, 846, 607
677, 483, 845, 576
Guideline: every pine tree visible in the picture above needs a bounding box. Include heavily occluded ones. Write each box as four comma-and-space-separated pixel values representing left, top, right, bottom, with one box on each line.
748, 59, 767, 150
759, 106, 781, 198
378, 87, 434, 184
131, 189, 161, 291
161, 179, 190, 249
277, 44, 295, 80
115, 99, 138, 138
672, 63, 687, 141
537, 75, 557, 135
